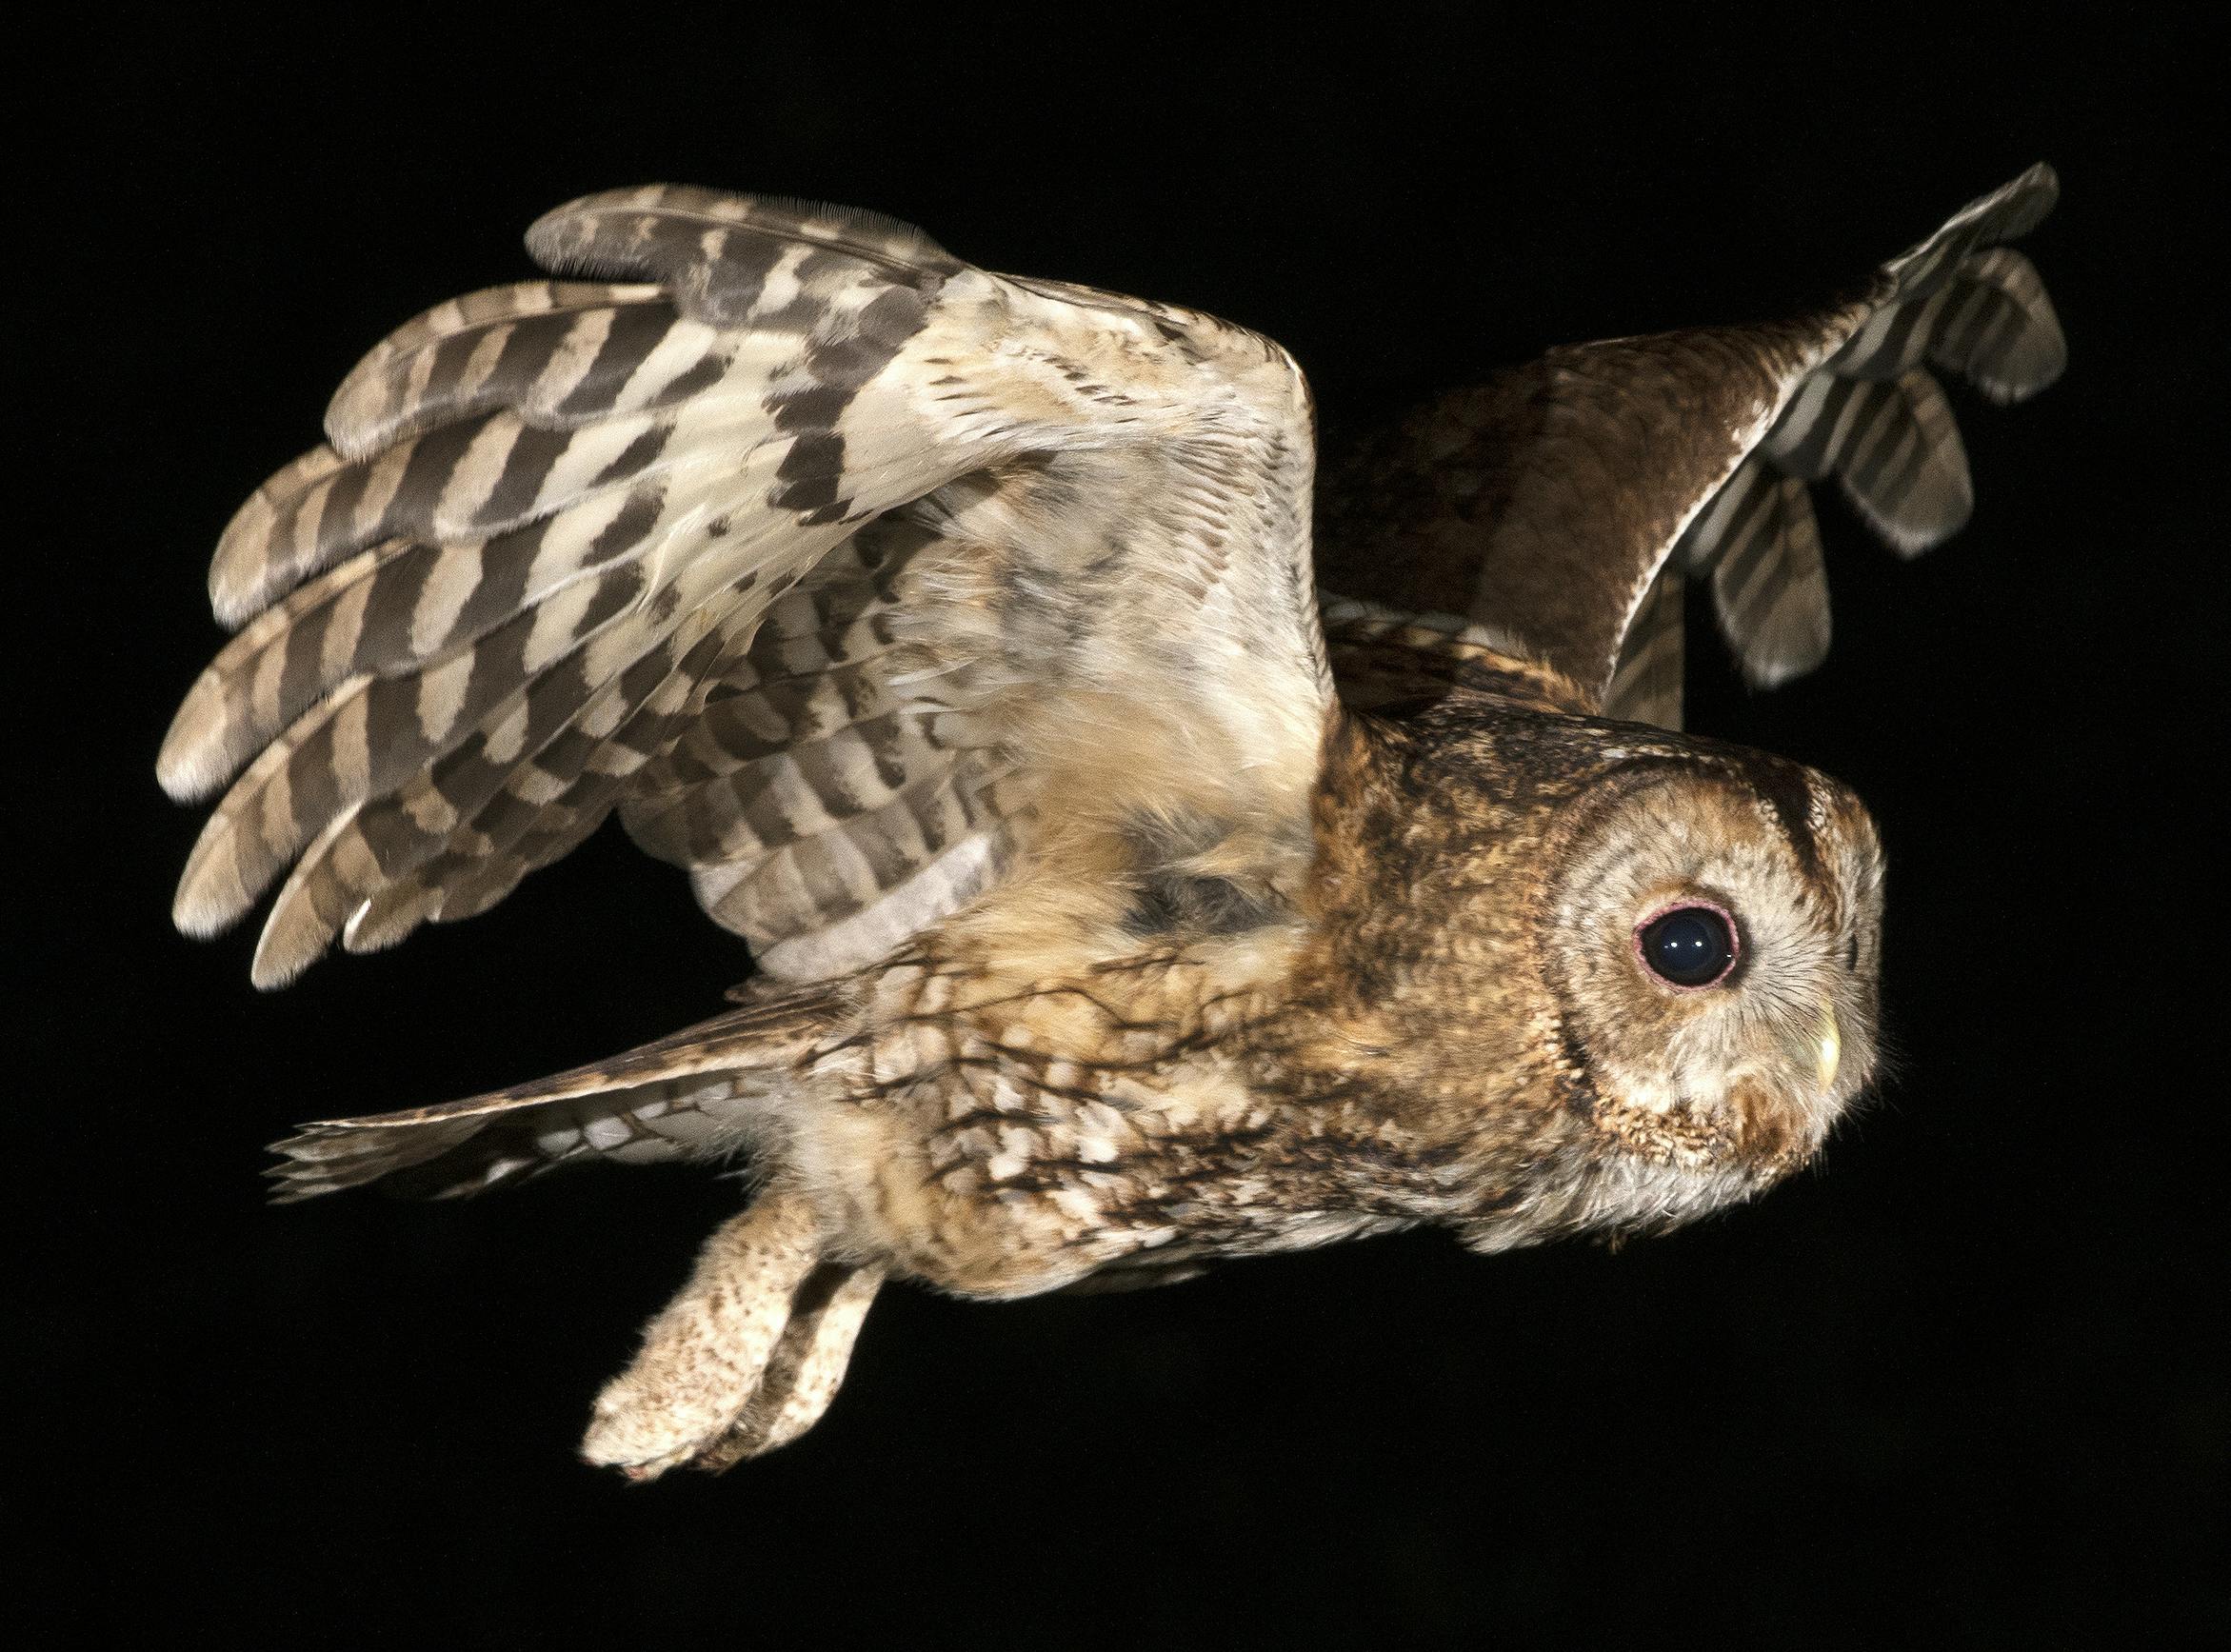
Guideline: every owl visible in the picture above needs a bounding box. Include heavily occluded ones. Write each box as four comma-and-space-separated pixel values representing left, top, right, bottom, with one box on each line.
158, 167, 2062, 1477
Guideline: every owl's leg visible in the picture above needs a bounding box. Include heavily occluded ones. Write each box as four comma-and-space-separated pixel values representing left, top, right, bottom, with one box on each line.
694, 1264, 886, 1471
580, 1187, 828, 1480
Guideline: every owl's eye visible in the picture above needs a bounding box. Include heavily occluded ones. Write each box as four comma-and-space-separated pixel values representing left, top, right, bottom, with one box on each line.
1636, 905, 1739, 988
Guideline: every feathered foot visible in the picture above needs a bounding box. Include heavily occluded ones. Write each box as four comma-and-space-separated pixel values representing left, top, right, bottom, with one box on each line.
695, 1263, 885, 1470
580, 1190, 881, 1479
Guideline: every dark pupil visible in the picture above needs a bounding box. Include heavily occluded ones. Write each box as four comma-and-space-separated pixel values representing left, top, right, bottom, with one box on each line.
1642, 907, 1735, 986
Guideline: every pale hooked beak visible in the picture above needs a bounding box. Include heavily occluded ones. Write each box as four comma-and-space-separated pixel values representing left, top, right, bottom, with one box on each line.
1781, 1009, 1843, 1102
1816, 1013, 1843, 1094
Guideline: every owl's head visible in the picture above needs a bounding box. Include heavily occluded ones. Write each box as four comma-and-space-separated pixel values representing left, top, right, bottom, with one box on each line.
1529, 737, 1883, 1188
1305, 702, 1885, 1242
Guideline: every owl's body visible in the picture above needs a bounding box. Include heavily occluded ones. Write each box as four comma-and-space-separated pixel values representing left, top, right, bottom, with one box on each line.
163, 169, 2061, 1475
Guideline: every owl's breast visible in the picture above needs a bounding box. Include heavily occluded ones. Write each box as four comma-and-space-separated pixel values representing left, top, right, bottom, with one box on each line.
784, 953, 1467, 1296
807, 1045, 1358, 1297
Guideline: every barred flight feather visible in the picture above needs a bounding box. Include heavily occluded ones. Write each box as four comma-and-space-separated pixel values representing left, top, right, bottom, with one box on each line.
1702, 472, 1832, 687
1600, 566, 1685, 728
690, 761, 1023, 952
1672, 169, 2060, 690
729, 825, 1020, 983
166, 183, 1329, 989
296, 620, 741, 968
328, 283, 706, 458
604, 517, 1027, 979
1315, 166, 2061, 727
1623, 162, 2052, 713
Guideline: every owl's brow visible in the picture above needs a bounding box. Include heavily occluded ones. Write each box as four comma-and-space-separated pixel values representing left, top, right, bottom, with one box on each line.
1709, 749, 1824, 880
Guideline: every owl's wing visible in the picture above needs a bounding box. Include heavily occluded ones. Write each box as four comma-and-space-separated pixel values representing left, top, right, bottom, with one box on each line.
160, 188, 1328, 987
1314, 165, 2063, 729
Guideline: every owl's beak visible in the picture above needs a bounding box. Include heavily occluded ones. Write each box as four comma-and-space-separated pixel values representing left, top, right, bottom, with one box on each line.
1780, 1010, 1843, 1103
1816, 1013, 1842, 1094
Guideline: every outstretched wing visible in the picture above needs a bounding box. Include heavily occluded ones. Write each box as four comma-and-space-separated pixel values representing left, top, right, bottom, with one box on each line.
1315, 165, 2063, 729
160, 188, 1328, 987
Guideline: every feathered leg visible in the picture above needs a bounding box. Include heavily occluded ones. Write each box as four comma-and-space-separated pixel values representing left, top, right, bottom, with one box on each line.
581, 1187, 831, 1479
697, 1264, 886, 1470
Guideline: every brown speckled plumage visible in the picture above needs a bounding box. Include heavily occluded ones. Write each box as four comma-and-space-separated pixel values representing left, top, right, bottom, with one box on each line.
165, 169, 2061, 1474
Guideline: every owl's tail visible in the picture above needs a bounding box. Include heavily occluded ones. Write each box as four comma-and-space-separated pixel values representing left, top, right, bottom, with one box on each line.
265, 985, 839, 1202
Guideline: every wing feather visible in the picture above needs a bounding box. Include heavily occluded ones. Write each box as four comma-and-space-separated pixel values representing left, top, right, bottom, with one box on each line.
164, 185, 1328, 986
1705, 474, 1832, 687
325, 283, 718, 457
1599, 565, 1686, 728
1316, 165, 2062, 727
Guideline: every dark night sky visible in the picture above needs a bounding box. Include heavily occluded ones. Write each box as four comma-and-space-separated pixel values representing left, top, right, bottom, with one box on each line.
25, 13, 2218, 1644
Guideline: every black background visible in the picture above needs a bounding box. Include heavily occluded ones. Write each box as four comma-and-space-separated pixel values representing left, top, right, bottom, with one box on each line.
27, 12, 2217, 1645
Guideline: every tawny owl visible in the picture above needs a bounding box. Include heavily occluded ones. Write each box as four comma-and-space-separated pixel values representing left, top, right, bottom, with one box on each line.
158, 167, 2062, 1476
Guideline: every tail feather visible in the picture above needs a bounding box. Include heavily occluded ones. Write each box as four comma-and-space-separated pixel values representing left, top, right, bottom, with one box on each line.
266, 988, 840, 1202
